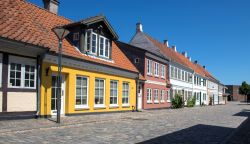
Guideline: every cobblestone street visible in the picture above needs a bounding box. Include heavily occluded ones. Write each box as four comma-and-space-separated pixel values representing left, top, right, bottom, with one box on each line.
0, 102, 249, 144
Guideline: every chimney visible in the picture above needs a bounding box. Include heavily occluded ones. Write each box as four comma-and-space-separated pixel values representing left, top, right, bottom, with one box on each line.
188, 57, 192, 61
182, 51, 188, 58
194, 60, 198, 64
172, 45, 177, 52
203, 65, 206, 69
136, 23, 143, 33
163, 40, 169, 47
43, 0, 59, 14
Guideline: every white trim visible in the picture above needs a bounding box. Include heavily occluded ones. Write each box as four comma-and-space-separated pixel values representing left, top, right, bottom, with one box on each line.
154, 62, 159, 77
8, 55, 36, 89
122, 82, 130, 105
161, 65, 165, 79
75, 75, 89, 109
147, 88, 152, 103
99, 35, 109, 58
145, 80, 166, 86
154, 89, 159, 103
147, 59, 152, 75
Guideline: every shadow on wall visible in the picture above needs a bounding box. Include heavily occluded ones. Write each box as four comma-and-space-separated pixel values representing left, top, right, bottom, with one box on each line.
137, 109, 250, 144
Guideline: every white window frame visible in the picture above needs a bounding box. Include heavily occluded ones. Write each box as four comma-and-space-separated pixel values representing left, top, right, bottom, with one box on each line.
75, 76, 89, 109
170, 66, 174, 78
181, 70, 185, 81
147, 59, 152, 75
110, 80, 118, 107
147, 88, 152, 103
99, 35, 110, 58
174, 67, 177, 79
8, 56, 36, 89
160, 90, 165, 102
122, 82, 130, 106
177, 68, 181, 80
161, 65, 165, 79
94, 78, 105, 108
154, 62, 159, 77
154, 89, 159, 103
86, 29, 98, 55
167, 90, 171, 102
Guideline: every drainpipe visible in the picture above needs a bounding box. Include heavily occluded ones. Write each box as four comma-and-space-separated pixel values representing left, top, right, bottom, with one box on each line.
135, 74, 139, 112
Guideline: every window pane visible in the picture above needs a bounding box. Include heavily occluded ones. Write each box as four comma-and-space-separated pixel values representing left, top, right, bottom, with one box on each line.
16, 79, 21, 86
92, 34, 97, 53
16, 72, 21, 79
105, 39, 109, 57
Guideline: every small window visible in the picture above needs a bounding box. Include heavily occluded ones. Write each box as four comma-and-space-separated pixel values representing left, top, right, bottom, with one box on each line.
134, 58, 140, 64
73, 32, 79, 41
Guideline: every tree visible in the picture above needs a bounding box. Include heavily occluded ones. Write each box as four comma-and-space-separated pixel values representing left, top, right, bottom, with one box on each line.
239, 81, 250, 103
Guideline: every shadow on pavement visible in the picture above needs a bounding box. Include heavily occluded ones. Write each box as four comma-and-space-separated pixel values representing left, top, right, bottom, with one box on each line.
138, 109, 250, 144
137, 124, 233, 144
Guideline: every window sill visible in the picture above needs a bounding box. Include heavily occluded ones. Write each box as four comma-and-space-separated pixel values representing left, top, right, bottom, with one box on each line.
94, 105, 106, 109
167, 100, 171, 103
75, 106, 90, 111
122, 104, 130, 108
147, 101, 152, 104
109, 105, 119, 108
154, 101, 159, 104
160, 100, 165, 103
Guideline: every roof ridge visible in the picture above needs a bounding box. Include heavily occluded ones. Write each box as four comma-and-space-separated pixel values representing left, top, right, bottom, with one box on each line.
24, 0, 72, 22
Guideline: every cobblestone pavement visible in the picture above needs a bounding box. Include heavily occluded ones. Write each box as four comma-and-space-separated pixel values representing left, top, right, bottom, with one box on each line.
0, 102, 249, 144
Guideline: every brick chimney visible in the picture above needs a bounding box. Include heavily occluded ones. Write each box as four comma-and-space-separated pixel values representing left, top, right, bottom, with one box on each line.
136, 23, 143, 33
43, 0, 59, 14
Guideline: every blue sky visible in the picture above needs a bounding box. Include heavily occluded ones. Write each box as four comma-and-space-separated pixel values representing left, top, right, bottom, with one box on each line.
29, 0, 250, 85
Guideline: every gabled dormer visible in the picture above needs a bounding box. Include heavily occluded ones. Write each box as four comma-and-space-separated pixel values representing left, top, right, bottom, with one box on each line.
64, 15, 119, 60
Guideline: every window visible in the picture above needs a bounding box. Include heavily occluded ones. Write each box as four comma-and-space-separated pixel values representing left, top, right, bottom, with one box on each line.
194, 76, 197, 85
86, 30, 97, 55
147, 59, 152, 75
185, 72, 188, 82
182, 70, 185, 81
99, 36, 110, 58
147, 88, 152, 103
154, 89, 159, 103
188, 73, 192, 83
75, 76, 88, 108
24, 65, 35, 87
174, 67, 177, 79
110, 80, 118, 105
167, 90, 171, 102
91, 33, 97, 54
171, 66, 174, 78
122, 82, 129, 105
203, 79, 206, 87
203, 93, 206, 101
154, 62, 159, 76
95, 79, 105, 106
9, 59, 36, 89
73, 32, 79, 41
161, 65, 165, 78
177, 69, 181, 79
134, 58, 140, 63
9, 63, 21, 87
188, 91, 192, 100
160, 90, 165, 102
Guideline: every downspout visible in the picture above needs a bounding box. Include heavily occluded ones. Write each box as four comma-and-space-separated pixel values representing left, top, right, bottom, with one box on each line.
135, 74, 139, 112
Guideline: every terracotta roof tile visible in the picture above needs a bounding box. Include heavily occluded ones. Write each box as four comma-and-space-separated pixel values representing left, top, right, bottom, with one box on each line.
0, 0, 138, 73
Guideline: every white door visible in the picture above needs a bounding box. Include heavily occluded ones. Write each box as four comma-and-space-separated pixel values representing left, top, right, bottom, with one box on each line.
137, 84, 142, 110
51, 74, 65, 115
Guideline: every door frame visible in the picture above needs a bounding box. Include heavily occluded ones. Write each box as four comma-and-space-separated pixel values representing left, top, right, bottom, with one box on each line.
51, 73, 66, 116
137, 83, 143, 110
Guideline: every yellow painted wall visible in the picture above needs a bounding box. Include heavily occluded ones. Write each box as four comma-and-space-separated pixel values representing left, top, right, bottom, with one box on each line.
40, 62, 137, 116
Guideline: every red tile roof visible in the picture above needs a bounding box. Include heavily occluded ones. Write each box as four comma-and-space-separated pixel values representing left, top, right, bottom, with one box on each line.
0, 0, 138, 73
144, 34, 219, 81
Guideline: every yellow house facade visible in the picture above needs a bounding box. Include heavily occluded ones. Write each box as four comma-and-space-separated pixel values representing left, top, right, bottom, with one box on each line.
40, 61, 137, 116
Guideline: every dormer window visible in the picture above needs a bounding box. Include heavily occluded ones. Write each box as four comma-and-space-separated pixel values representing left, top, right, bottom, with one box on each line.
73, 32, 79, 41
85, 29, 110, 59
99, 36, 110, 58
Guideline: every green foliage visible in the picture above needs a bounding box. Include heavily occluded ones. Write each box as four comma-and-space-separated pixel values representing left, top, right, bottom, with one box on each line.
239, 81, 250, 102
187, 96, 196, 107
171, 94, 184, 109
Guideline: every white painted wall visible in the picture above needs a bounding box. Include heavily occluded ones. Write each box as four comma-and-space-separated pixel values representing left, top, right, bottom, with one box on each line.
7, 92, 36, 112
207, 80, 219, 105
